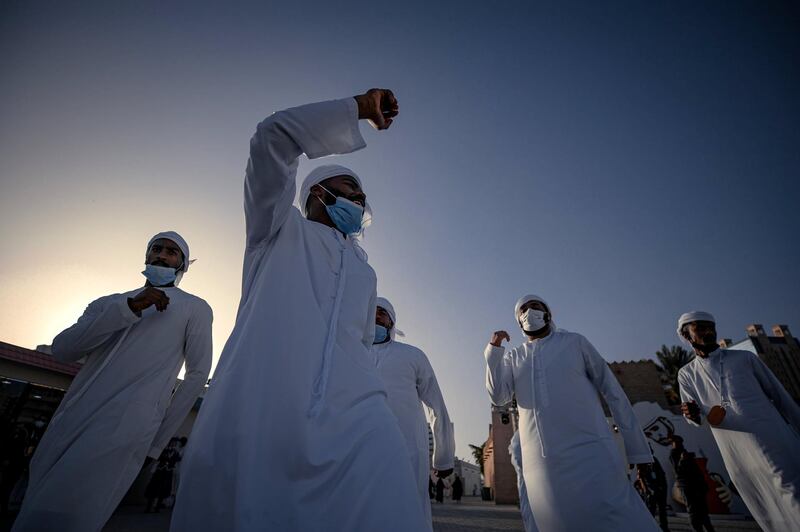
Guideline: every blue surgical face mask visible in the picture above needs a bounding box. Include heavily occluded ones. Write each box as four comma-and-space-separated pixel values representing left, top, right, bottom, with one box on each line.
142, 264, 177, 286
318, 185, 364, 235
373, 325, 389, 344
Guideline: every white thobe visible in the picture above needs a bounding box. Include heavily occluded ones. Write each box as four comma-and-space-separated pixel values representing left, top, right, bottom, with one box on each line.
485, 330, 658, 532
509, 431, 538, 532
678, 348, 800, 532
170, 98, 427, 532
12, 288, 212, 532
372, 339, 455, 526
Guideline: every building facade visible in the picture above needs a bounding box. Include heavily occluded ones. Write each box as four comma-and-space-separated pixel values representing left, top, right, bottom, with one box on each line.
481, 406, 519, 505
454, 459, 482, 497
0, 340, 202, 508
720, 324, 800, 404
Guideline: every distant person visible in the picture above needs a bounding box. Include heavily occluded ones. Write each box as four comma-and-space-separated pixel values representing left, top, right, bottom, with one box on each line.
145, 439, 181, 514
371, 297, 455, 522
435, 478, 445, 504
670, 438, 714, 532
171, 436, 188, 502
171, 90, 429, 531
637, 457, 670, 532
0, 426, 28, 516
451, 476, 463, 503
12, 232, 212, 532
509, 430, 538, 532
485, 294, 658, 531
677, 311, 800, 532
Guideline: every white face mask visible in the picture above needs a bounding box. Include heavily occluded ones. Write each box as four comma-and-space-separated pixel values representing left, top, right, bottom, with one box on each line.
520, 309, 547, 332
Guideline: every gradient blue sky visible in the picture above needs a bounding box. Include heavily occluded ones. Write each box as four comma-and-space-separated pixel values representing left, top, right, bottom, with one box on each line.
1, 1, 798, 461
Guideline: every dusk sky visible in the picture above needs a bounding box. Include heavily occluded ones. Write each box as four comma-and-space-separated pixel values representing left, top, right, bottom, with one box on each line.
1, 1, 798, 461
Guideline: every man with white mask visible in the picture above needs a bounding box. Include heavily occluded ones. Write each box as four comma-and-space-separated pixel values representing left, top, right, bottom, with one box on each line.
484, 294, 658, 532
12, 231, 212, 532
371, 297, 455, 527
171, 90, 429, 531
677, 311, 800, 532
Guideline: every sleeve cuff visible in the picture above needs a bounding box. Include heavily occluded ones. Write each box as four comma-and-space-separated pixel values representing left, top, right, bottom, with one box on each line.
299, 98, 367, 159
116, 296, 142, 323
433, 460, 454, 470
627, 453, 654, 465
484, 343, 505, 361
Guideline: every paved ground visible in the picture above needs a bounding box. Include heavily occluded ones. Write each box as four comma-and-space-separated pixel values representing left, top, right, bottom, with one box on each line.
2, 497, 763, 531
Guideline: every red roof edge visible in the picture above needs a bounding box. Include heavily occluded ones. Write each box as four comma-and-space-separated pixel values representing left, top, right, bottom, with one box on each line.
0, 341, 82, 377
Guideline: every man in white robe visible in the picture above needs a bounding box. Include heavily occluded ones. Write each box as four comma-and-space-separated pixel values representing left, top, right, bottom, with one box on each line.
508, 430, 538, 532
677, 311, 800, 532
12, 231, 212, 532
371, 297, 455, 526
170, 90, 428, 531
484, 294, 658, 532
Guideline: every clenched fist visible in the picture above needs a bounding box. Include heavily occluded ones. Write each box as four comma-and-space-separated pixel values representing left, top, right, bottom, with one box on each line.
489, 330, 511, 348
354, 88, 399, 130
680, 400, 702, 425
127, 287, 170, 316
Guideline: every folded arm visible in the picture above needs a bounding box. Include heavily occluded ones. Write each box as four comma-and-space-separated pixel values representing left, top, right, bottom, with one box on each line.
51, 295, 140, 363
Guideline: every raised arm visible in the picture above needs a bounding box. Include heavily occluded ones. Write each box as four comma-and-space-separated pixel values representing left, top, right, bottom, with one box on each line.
485, 330, 514, 406
148, 302, 213, 457
245, 97, 366, 247
749, 351, 800, 430
416, 352, 455, 471
51, 295, 140, 363
580, 335, 652, 465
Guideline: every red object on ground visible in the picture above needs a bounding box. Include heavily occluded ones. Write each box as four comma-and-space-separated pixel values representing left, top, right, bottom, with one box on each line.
695, 457, 729, 514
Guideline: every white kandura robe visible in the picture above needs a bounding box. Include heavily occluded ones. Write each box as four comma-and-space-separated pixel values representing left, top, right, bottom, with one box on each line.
678, 348, 800, 532
12, 288, 212, 532
509, 431, 538, 532
485, 330, 658, 532
170, 98, 427, 532
371, 339, 455, 526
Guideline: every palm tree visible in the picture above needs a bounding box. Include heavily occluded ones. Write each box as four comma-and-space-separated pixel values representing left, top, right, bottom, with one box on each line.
469, 443, 485, 475
655, 344, 694, 404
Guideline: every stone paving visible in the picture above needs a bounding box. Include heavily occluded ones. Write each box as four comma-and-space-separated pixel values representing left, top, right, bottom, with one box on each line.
1, 497, 764, 532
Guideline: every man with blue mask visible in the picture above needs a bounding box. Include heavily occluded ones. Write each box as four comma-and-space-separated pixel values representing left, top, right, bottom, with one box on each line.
370, 297, 455, 527
13, 231, 212, 532
172, 89, 431, 532
484, 294, 658, 532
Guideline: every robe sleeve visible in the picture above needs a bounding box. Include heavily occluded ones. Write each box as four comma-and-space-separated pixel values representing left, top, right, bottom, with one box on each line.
677, 367, 702, 427
485, 343, 514, 406
748, 351, 800, 430
148, 301, 213, 458
580, 335, 652, 464
245, 97, 366, 248
51, 294, 140, 363
416, 351, 455, 470
362, 289, 377, 350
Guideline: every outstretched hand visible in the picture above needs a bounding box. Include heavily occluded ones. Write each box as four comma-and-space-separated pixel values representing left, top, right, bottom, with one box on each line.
490, 330, 511, 348
354, 88, 399, 130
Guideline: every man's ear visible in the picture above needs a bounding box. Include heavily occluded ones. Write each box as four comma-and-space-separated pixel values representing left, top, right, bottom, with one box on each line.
310, 184, 324, 199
